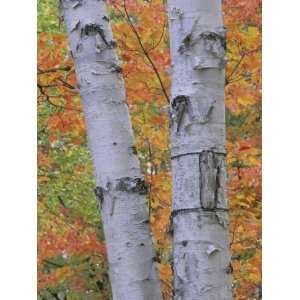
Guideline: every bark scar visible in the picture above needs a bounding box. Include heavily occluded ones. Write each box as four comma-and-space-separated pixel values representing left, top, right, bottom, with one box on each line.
171, 95, 193, 133
94, 186, 105, 209
193, 29, 227, 69
129, 146, 138, 155
178, 17, 199, 53
81, 23, 116, 53
200, 31, 226, 57
199, 151, 228, 210
225, 262, 233, 274
116, 177, 148, 195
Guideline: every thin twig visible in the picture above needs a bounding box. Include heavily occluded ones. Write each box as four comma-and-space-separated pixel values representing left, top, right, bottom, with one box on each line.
114, 1, 170, 103
37, 83, 82, 112
38, 66, 72, 74
226, 54, 245, 82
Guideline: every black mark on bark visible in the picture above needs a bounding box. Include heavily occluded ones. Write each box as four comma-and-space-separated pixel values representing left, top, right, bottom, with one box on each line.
179, 33, 193, 53
225, 262, 233, 274
110, 63, 122, 73
82, 23, 108, 43
181, 240, 188, 247
171, 95, 192, 133
116, 177, 148, 195
94, 186, 105, 208
129, 146, 137, 155
109, 40, 117, 48
76, 42, 83, 52
200, 31, 226, 53
197, 30, 227, 68
81, 23, 116, 49
178, 17, 199, 53
102, 15, 110, 22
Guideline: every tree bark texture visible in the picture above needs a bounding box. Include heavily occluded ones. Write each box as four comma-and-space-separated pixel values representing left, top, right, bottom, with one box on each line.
61, 1, 162, 299
167, 0, 233, 299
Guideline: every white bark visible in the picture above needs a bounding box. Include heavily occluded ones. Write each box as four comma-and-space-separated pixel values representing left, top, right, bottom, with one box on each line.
167, 0, 233, 299
60, 1, 162, 299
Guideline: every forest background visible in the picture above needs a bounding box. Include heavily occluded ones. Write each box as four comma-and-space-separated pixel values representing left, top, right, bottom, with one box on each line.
36, 0, 261, 299
2, 1, 300, 300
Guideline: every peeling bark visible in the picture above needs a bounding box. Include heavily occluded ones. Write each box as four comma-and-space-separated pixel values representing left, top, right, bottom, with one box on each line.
167, 0, 232, 299
61, 1, 162, 299
200, 151, 228, 210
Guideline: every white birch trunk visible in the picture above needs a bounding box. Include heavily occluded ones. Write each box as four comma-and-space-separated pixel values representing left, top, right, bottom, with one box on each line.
60, 1, 162, 299
167, 0, 233, 299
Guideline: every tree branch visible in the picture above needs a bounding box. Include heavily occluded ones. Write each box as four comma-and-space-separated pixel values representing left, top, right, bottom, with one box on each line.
113, 1, 170, 103
38, 66, 72, 74
37, 83, 82, 112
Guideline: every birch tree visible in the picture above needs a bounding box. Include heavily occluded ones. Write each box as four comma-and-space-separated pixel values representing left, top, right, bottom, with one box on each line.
60, 1, 162, 299
167, 0, 233, 299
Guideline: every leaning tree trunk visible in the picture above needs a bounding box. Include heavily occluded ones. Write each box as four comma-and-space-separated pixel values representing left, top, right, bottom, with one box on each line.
60, 1, 162, 299
167, 0, 233, 299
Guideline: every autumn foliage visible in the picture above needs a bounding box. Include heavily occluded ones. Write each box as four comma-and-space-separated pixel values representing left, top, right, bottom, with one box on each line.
37, 0, 261, 299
